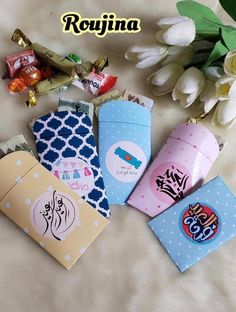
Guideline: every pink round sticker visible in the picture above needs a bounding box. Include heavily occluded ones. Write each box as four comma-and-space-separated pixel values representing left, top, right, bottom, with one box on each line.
150, 162, 192, 204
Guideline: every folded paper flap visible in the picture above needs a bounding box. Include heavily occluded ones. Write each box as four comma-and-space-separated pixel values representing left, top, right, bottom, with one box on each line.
33, 111, 93, 140
0, 151, 109, 269
0, 151, 38, 203
170, 123, 219, 163
99, 100, 151, 127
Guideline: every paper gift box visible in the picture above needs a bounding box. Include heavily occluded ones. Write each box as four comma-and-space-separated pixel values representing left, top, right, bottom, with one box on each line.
0, 151, 109, 269
33, 111, 110, 218
98, 100, 151, 205
149, 176, 236, 272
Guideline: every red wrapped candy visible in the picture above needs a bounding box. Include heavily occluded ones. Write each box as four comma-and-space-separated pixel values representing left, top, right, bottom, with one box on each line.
4, 50, 39, 78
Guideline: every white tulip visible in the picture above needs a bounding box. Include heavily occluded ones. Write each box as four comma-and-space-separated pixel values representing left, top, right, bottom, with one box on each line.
212, 99, 236, 127
224, 50, 236, 78
125, 43, 168, 69
156, 16, 196, 46
172, 67, 205, 108
199, 80, 218, 113
148, 63, 184, 96
215, 75, 236, 100
161, 46, 194, 66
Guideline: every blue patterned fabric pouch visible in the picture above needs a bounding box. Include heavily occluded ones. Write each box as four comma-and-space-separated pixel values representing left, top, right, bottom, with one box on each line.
33, 111, 110, 218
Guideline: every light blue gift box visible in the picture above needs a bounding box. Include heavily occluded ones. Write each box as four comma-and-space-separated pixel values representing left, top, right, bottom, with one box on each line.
149, 176, 236, 272
98, 100, 151, 205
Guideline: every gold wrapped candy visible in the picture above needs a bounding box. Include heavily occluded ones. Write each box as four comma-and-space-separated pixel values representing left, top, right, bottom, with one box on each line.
26, 90, 37, 107
11, 28, 109, 107
12, 29, 79, 78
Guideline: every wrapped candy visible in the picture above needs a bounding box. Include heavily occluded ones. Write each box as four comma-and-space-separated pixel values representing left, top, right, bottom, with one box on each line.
18, 65, 41, 86
11, 29, 106, 79
26, 90, 37, 107
66, 53, 82, 64
73, 70, 117, 95
7, 78, 27, 94
4, 49, 39, 78
7, 28, 109, 106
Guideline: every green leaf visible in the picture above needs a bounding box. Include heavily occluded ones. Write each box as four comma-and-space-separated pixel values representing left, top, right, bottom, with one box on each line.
219, 0, 236, 21
201, 40, 229, 70
177, 1, 223, 37
221, 27, 236, 50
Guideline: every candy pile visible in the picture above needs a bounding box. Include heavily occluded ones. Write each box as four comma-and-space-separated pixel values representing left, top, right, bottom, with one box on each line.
2, 29, 117, 106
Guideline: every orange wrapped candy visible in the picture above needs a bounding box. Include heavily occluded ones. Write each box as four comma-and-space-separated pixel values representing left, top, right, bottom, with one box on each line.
18, 65, 42, 87
7, 78, 27, 93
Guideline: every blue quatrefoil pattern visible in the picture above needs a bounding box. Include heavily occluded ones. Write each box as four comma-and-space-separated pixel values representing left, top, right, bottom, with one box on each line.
33, 111, 110, 218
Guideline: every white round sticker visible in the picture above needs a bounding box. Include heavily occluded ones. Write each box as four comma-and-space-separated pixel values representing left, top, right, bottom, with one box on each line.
105, 141, 147, 183
52, 157, 94, 197
31, 190, 80, 241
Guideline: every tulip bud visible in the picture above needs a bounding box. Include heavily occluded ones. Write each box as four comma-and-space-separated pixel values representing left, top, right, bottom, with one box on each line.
199, 80, 218, 113
148, 63, 184, 96
224, 50, 236, 78
212, 99, 236, 127
156, 16, 196, 47
172, 67, 205, 108
125, 43, 168, 69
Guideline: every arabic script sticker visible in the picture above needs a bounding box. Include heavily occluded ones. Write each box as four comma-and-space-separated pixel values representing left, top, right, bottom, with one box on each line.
31, 190, 80, 241
105, 140, 147, 183
52, 157, 94, 197
180, 202, 220, 244
150, 162, 192, 204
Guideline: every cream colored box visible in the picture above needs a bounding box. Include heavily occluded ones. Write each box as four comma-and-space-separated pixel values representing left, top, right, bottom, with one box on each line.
0, 151, 109, 269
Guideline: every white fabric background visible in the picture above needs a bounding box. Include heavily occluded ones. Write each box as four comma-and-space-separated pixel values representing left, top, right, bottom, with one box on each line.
1, 1, 236, 311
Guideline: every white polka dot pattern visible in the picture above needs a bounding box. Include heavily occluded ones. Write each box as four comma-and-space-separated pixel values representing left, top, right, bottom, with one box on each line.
149, 176, 236, 272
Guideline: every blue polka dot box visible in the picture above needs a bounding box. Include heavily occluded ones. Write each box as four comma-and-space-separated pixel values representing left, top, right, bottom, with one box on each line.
148, 176, 236, 272
98, 100, 151, 205
33, 111, 110, 218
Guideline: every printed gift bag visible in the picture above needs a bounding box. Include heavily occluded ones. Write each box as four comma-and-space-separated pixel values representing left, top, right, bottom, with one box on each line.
149, 176, 236, 272
98, 100, 151, 205
33, 111, 110, 218
128, 123, 219, 217
0, 151, 109, 269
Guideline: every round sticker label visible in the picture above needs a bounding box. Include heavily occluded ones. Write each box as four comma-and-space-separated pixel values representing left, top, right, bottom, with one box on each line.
180, 202, 220, 244
52, 157, 94, 197
150, 162, 192, 204
105, 141, 147, 183
31, 190, 80, 241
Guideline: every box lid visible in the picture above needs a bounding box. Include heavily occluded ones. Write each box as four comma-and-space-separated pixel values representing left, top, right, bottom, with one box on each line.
99, 100, 151, 127
170, 123, 219, 163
